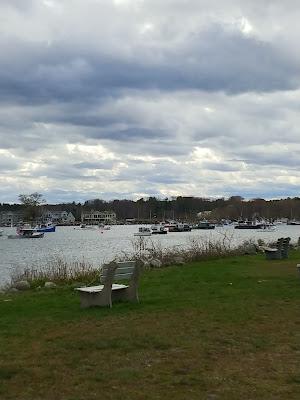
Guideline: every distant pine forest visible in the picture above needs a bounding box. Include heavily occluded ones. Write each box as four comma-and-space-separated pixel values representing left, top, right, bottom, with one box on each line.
1, 196, 300, 222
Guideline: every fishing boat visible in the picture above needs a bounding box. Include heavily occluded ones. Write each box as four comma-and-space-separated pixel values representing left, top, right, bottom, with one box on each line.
287, 220, 300, 225
260, 224, 276, 232
234, 220, 275, 230
168, 223, 192, 232
8, 225, 44, 239
134, 227, 152, 236
76, 224, 97, 230
192, 221, 215, 230
234, 221, 264, 229
162, 220, 178, 230
35, 222, 56, 232
100, 225, 111, 230
151, 225, 168, 234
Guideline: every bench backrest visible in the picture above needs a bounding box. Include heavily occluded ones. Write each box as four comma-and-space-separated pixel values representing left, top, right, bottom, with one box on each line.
276, 238, 284, 248
281, 237, 290, 258
100, 261, 136, 283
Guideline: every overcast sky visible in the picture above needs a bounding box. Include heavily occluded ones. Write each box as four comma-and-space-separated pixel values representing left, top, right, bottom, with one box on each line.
1, 0, 300, 203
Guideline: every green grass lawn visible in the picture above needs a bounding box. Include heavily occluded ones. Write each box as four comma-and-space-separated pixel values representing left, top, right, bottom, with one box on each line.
1, 253, 300, 400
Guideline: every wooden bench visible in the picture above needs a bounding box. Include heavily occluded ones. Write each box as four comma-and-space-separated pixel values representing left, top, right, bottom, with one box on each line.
75, 260, 142, 308
264, 237, 290, 260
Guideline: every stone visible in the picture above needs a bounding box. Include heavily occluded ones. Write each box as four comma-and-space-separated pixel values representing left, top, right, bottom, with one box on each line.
14, 280, 30, 290
150, 259, 162, 268
44, 281, 57, 289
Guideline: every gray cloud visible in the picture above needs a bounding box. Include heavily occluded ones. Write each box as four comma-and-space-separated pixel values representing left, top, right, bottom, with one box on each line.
0, 26, 299, 108
0, 0, 34, 11
1, 0, 300, 202
73, 161, 114, 170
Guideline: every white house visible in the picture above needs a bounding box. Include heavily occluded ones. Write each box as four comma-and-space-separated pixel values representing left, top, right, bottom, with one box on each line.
81, 210, 116, 224
0, 211, 24, 226
42, 210, 75, 224
63, 212, 76, 224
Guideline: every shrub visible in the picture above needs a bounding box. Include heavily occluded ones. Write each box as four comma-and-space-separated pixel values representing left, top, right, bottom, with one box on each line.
10, 255, 99, 288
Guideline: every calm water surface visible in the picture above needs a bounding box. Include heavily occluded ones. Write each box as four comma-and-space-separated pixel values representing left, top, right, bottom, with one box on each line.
0, 224, 299, 285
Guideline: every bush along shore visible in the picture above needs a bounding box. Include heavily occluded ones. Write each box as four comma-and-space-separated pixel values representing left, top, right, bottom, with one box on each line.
0, 246, 300, 399
3, 235, 300, 293
2, 235, 276, 292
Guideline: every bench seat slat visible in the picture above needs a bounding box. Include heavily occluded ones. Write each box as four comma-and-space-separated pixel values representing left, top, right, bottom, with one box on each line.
76, 284, 128, 293
113, 273, 133, 280
101, 266, 135, 275
115, 261, 135, 268
263, 247, 278, 252
101, 272, 133, 281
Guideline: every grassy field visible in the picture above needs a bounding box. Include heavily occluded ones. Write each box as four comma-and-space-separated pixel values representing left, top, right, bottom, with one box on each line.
0, 253, 300, 399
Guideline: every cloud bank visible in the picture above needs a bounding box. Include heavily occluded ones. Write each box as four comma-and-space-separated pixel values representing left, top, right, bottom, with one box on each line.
1, 0, 300, 202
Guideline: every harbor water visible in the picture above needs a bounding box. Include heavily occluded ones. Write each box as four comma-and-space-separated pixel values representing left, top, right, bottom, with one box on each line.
0, 224, 299, 286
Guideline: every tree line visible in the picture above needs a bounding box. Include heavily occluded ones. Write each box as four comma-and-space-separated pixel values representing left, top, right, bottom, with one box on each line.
1, 193, 300, 222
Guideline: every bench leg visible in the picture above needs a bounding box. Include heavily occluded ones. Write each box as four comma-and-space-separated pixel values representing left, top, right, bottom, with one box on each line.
125, 286, 139, 303
111, 287, 139, 303
79, 291, 112, 308
265, 251, 281, 260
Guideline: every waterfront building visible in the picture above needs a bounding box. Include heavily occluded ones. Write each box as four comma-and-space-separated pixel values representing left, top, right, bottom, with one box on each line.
42, 210, 76, 224
0, 211, 24, 226
81, 210, 117, 225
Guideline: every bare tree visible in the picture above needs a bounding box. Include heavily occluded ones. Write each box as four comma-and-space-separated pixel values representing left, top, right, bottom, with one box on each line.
18, 192, 45, 222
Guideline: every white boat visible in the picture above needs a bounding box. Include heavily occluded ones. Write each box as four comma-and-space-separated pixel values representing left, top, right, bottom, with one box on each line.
75, 224, 97, 230
8, 225, 44, 239
163, 220, 178, 230
99, 224, 111, 230
287, 220, 300, 225
134, 227, 152, 236
260, 224, 276, 232
192, 221, 215, 230
151, 225, 168, 234
168, 223, 192, 232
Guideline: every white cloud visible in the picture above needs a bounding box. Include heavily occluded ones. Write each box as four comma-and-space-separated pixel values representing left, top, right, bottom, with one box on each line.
0, 0, 300, 202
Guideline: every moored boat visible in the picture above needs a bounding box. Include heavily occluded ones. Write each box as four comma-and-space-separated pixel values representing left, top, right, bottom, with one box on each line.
234, 221, 263, 229
8, 225, 44, 239
134, 227, 152, 236
98, 224, 111, 232
76, 224, 97, 230
287, 220, 300, 225
151, 225, 168, 234
168, 223, 192, 232
260, 224, 276, 232
192, 221, 215, 230
36, 222, 56, 232
234, 220, 275, 230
